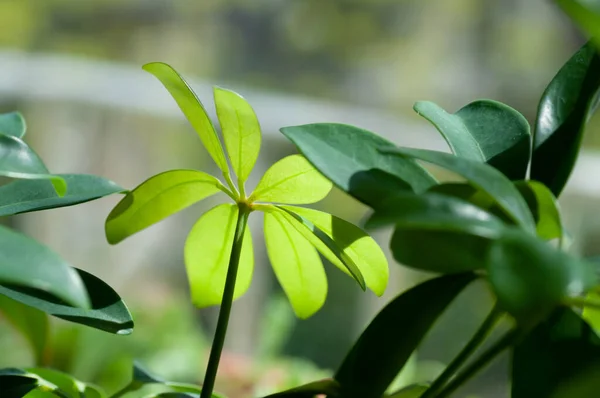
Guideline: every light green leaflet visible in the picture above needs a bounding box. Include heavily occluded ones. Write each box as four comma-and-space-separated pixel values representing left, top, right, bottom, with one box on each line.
263, 207, 327, 319
185, 204, 254, 308
214, 87, 261, 187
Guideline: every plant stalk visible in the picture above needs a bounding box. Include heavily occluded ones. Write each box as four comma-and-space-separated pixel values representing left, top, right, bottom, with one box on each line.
432, 328, 521, 398
420, 304, 502, 398
200, 203, 250, 398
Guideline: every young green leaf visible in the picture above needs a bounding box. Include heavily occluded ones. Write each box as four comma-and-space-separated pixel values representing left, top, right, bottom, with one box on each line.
24, 368, 81, 398
0, 134, 66, 196
556, 0, 600, 47
279, 205, 388, 296
143, 62, 229, 173
0, 112, 26, 138
0, 268, 134, 335
531, 41, 600, 196
260, 378, 340, 398
0, 295, 48, 365
486, 229, 597, 325
263, 208, 327, 319
250, 155, 332, 204
279, 123, 437, 209
380, 147, 536, 232
214, 87, 261, 185
414, 100, 531, 180
0, 226, 89, 309
105, 170, 226, 244
0, 174, 124, 217
185, 204, 253, 308
582, 291, 600, 332
512, 308, 600, 398
514, 181, 562, 241
335, 273, 476, 398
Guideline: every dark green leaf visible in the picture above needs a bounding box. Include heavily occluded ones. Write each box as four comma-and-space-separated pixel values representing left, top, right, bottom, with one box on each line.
0, 112, 26, 138
0, 135, 66, 196
486, 229, 596, 325
0, 368, 38, 398
114, 362, 203, 397
514, 181, 563, 242
261, 378, 340, 398
279, 123, 437, 209
531, 41, 600, 196
335, 273, 476, 398
512, 308, 600, 398
0, 174, 124, 216
0, 225, 90, 309
414, 100, 531, 179
25, 368, 81, 398
380, 147, 535, 232
133, 361, 164, 384
0, 268, 133, 335
0, 295, 48, 364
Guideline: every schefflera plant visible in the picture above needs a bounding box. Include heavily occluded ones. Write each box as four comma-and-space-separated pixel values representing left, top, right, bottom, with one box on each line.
104, 63, 388, 398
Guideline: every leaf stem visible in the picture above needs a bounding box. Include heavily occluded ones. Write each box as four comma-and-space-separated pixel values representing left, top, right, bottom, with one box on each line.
200, 202, 250, 398
223, 171, 239, 199
432, 328, 521, 398
420, 304, 502, 398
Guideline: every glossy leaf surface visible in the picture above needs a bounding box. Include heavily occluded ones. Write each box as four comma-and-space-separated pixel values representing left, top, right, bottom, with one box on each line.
263, 208, 327, 319
0, 268, 133, 334
143, 62, 229, 172
0, 225, 89, 309
214, 87, 261, 184
531, 41, 600, 196
0, 135, 65, 196
0, 112, 26, 138
250, 155, 332, 204
486, 230, 596, 324
0, 295, 48, 364
0, 174, 124, 217
260, 378, 340, 398
515, 180, 562, 241
380, 147, 535, 232
512, 308, 600, 398
280, 205, 388, 295
0, 369, 39, 398
335, 273, 476, 398
414, 100, 531, 179
105, 170, 223, 244
185, 204, 253, 308
280, 123, 436, 208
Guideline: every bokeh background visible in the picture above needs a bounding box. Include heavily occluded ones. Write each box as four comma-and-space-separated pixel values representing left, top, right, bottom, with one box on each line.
1, 1, 600, 397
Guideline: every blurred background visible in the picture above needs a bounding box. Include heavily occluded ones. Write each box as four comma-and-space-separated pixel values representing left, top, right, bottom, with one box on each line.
0, 1, 599, 397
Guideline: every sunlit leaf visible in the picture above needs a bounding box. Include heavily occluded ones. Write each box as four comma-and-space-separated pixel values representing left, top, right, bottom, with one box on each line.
24, 368, 81, 398
0, 268, 133, 335
143, 62, 229, 173
515, 181, 562, 241
582, 291, 600, 333
0, 174, 124, 217
0, 295, 48, 364
386, 383, 428, 398
380, 147, 535, 232
250, 155, 332, 204
185, 204, 253, 308
279, 205, 388, 296
280, 123, 436, 208
105, 170, 225, 244
335, 273, 476, 398
0, 112, 26, 138
263, 208, 327, 319
214, 86, 261, 185
486, 229, 596, 325
531, 41, 600, 196
0, 226, 89, 309
260, 378, 340, 398
0, 135, 66, 196
414, 100, 531, 179
556, 0, 600, 48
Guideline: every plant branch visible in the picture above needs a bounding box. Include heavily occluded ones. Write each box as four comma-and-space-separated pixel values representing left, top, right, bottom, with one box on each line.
200, 203, 250, 398
420, 304, 502, 398
432, 328, 521, 398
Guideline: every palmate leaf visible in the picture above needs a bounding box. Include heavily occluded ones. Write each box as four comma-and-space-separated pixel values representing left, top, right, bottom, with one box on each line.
263, 208, 327, 319
105, 170, 226, 244
214, 86, 261, 185
143, 63, 229, 173
414, 99, 531, 180
279, 205, 388, 296
0, 111, 26, 138
249, 155, 332, 204
184, 204, 253, 308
